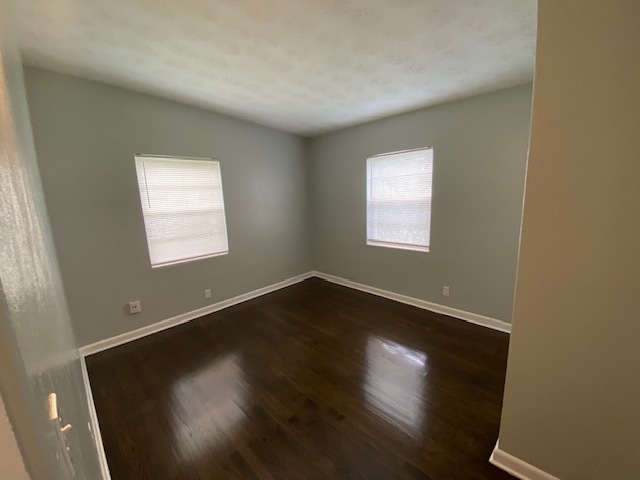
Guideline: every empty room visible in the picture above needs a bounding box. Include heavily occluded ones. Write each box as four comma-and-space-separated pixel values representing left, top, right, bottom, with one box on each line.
2, 1, 639, 479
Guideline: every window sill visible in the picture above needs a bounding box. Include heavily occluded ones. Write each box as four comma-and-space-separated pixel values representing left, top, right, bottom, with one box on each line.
366, 241, 429, 253
150, 250, 228, 269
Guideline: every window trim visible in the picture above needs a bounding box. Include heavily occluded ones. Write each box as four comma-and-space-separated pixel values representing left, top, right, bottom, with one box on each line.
366, 240, 430, 253
365, 146, 433, 253
149, 251, 228, 269
135, 154, 229, 269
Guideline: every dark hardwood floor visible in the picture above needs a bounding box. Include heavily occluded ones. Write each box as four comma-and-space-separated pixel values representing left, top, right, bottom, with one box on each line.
87, 278, 513, 479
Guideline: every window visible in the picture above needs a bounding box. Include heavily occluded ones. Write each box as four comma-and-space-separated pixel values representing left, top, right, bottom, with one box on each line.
135, 155, 228, 268
366, 147, 433, 252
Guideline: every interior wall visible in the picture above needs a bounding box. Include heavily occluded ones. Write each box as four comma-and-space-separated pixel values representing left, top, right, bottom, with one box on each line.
26, 67, 532, 348
308, 84, 532, 323
0, 19, 104, 479
498, 0, 640, 478
25, 67, 310, 347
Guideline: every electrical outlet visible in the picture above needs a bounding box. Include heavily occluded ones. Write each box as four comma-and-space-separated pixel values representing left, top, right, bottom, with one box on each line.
204, 289, 212, 299
128, 300, 142, 314
442, 286, 450, 297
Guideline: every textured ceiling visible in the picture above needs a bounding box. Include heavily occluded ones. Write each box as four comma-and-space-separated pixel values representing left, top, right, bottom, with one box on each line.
15, 0, 537, 136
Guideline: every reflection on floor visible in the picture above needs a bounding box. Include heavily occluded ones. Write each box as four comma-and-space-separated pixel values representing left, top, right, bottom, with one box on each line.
170, 353, 246, 465
365, 337, 427, 437
87, 278, 514, 479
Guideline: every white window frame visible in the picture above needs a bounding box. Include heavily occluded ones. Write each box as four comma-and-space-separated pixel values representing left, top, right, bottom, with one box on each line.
134, 154, 229, 268
366, 147, 433, 253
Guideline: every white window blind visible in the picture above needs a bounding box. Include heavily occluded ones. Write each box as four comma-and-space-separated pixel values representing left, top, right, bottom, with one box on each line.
366, 147, 433, 252
135, 155, 228, 268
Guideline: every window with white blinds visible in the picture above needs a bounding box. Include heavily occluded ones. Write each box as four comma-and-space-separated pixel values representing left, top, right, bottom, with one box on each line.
366, 147, 433, 252
134, 155, 228, 268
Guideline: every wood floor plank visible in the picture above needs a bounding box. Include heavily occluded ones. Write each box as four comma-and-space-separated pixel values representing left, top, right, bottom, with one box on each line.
87, 278, 514, 479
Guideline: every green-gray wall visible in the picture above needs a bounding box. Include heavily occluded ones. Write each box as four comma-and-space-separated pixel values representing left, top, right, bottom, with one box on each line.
25, 67, 310, 347
307, 84, 532, 323
26, 67, 532, 348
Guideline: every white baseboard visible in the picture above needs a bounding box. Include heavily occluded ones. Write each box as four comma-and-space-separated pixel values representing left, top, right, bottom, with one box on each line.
312, 271, 511, 333
80, 269, 509, 358
490, 441, 559, 480
79, 272, 314, 357
79, 355, 111, 479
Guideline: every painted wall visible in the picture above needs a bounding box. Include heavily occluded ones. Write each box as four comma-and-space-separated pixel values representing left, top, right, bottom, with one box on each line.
0, 18, 104, 479
308, 84, 532, 323
498, 1, 640, 478
25, 67, 310, 347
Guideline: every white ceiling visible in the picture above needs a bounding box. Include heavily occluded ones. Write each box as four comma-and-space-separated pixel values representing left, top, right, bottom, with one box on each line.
15, 0, 537, 136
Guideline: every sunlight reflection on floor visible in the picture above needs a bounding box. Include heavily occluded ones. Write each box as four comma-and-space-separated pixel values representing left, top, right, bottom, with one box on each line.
169, 353, 247, 464
364, 336, 428, 438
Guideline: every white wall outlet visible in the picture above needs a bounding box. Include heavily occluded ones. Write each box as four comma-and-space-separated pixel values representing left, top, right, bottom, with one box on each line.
204, 289, 212, 299
442, 286, 450, 297
128, 300, 142, 314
